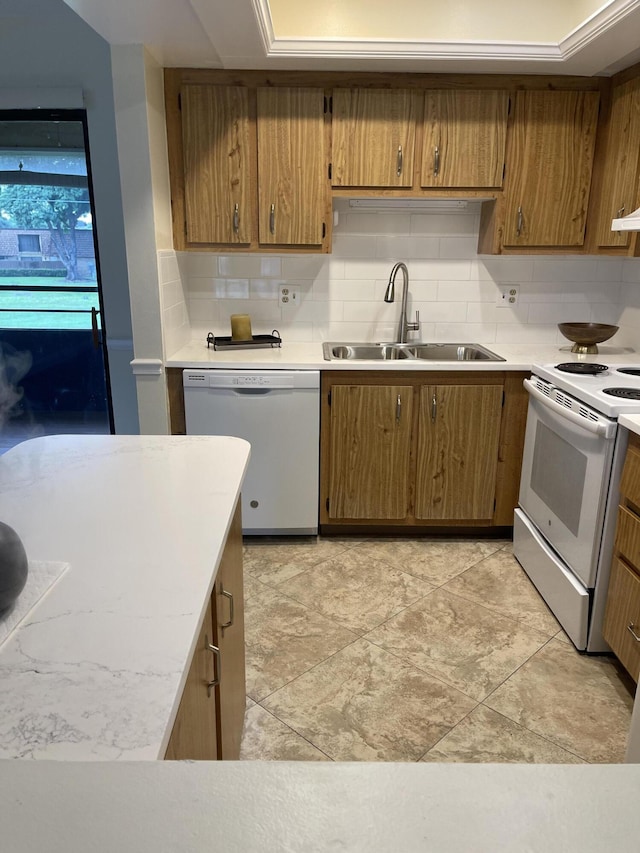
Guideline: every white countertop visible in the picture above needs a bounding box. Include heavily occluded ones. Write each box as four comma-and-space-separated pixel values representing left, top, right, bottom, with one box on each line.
2, 760, 640, 851
619, 414, 640, 436
0, 435, 250, 760
167, 340, 638, 371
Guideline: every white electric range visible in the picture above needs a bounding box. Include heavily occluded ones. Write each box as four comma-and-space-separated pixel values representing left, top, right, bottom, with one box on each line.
514, 360, 640, 652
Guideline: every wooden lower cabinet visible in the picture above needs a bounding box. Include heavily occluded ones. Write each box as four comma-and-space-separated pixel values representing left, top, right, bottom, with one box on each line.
165, 499, 245, 760
603, 435, 640, 682
321, 371, 528, 530
415, 384, 502, 520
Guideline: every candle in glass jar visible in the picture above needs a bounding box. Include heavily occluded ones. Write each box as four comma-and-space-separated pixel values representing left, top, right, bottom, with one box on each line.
230, 314, 252, 341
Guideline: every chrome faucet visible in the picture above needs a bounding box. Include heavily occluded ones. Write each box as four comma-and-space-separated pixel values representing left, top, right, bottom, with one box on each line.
384, 262, 420, 344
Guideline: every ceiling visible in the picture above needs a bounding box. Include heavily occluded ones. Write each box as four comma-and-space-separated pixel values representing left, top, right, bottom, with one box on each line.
62, 0, 640, 76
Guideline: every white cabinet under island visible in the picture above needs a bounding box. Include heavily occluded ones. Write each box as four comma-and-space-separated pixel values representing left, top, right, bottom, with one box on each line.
0, 435, 250, 761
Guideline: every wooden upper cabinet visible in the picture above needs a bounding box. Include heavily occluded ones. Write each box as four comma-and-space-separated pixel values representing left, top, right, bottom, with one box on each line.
415, 384, 503, 520
421, 90, 509, 188
591, 78, 640, 250
331, 88, 420, 188
181, 85, 253, 245
256, 87, 327, 246
328, 384, 413, 520
503, 90, 600, 248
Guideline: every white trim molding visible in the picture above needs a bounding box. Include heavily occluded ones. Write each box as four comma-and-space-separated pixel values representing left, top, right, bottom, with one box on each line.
130, 358, 164, 376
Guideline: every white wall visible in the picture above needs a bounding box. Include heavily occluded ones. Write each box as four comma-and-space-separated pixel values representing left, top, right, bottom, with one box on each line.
0, 0, 139, 433
164, 200, 635, 352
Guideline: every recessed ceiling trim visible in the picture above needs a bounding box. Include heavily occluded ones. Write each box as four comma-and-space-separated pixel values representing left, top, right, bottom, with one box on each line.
252, 0, 640, 64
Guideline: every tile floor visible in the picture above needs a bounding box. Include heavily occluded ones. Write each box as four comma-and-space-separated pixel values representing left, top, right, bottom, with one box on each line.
239, 536, 636, 764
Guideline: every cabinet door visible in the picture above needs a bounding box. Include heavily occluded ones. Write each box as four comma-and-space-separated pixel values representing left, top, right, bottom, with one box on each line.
328, 385, 413, 519
592, 79, 640, 250
503, 90, 599, 247
603, 555, 640, 682
415, 384, 502, 520
331, 89, 420, 188
181, 85, 253, 244
213, 499, 245, 760
421, 90, 508, 188
257, 87, 327, 245
164, 598, 218, 760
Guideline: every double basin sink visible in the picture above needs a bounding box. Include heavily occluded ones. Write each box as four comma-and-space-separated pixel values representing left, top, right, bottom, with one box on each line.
322, 342, 505, 362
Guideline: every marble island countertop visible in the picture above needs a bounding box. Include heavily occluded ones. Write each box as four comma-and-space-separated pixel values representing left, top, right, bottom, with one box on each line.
0, 435, 250, 760
166, 340, 638, 371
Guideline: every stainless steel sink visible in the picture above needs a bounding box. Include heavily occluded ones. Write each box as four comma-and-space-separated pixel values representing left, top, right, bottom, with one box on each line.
322, 342, 504, 362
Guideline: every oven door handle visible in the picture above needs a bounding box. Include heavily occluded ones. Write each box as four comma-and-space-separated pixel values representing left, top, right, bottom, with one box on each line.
523, 378, 616, 439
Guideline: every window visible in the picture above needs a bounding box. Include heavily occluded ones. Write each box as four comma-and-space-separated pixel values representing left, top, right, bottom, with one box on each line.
17, 233, 40, 253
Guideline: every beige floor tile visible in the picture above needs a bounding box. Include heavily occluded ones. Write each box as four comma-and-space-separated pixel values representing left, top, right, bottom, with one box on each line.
243, 573, 272, 600
240, 704, 330, 761
366, 588, 549, 701
243, 537, 357, 586
244, 585, 357, 702
351, 538, 507, 586
262, 638, 476, 762
485, 638, 634, 763
277, 549, 434, 635
443, 550, 560, 637
421, 705, 585, 764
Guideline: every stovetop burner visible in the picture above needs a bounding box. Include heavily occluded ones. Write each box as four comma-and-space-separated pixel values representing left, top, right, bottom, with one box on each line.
554, 362, 609, 375
616, 368, 640, 377
602, 387, 640, 399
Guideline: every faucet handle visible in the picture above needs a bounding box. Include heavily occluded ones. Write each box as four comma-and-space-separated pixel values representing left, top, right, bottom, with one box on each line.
409, 309, 420, 332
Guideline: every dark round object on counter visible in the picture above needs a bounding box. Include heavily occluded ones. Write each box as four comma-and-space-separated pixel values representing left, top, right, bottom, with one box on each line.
558, 323, 619, 346
0, 522, 28, 613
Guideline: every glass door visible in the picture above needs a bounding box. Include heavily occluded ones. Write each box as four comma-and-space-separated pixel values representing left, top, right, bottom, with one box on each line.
0, 110, 113, 454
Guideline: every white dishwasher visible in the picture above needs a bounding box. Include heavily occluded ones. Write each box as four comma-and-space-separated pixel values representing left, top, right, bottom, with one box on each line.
183, 369, 320, 535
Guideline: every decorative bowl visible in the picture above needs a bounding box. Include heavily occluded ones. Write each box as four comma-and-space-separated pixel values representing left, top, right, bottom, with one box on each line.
558, 322, 619, 354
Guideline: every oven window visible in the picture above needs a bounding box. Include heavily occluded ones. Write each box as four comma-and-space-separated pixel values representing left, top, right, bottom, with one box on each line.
530, 421, 587, 536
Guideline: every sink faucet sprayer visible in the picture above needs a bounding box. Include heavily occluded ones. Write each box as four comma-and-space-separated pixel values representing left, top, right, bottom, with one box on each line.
384, 262, 420, 344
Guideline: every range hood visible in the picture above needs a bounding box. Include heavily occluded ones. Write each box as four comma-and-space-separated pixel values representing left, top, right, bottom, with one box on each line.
611, 206, 640, 231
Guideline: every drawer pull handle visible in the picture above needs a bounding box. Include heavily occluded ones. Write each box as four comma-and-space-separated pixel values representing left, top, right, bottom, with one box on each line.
205, 635, 221, 696
396, 145, 403, 177
516, 205, 523, 237
233, 203, 240, 235
269, 203, 275, 235
396, 394, 401, 424
220, 586, 234, 630
627, 623, 640, 643
431, 393, 437, 423
434, 146, 440, 177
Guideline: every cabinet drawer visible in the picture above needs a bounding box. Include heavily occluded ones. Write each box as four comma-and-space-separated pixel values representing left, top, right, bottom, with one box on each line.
616, 505, 640, 572
620, 445, 640, 507
602, 556, 640, 682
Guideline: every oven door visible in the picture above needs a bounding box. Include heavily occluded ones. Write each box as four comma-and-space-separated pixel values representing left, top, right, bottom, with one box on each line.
518, 378, 616, 589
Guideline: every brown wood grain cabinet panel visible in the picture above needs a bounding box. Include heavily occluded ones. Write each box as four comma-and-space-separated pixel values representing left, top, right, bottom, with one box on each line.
591, 78, 640, 250
213, 499, 245, 760
328, 384, 413, 519
257, 87, 327, 245
164, 598, 218, 760
331, 88, 420, 188
503, 90, 600, 247
620, 444, 640, 507
602, 555, 640, 683
616, 506, 640, 575
181, 85, 253, 244
415, 384, 502, 520
421, 90, 508, 188
493, 372, 529, 526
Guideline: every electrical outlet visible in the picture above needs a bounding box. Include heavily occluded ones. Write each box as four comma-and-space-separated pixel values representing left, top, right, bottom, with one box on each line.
496, 285, 520, 306
280, 286, 300, 307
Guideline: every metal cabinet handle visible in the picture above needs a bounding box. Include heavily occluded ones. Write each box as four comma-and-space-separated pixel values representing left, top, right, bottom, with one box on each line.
431, 393, 437, 423
205, 635, 221, 697
396, 394, 402, 424
269, 203, 275, 235
628, 623, 640, 643
516, 206, 523, 237
220, 586, 234, 630
396, 145, 403, 177
233, 203, 239, 235
434, 146, 440, 177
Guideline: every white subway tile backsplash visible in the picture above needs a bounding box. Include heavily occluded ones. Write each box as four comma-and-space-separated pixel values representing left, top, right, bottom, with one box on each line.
170, 210, 638, 346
